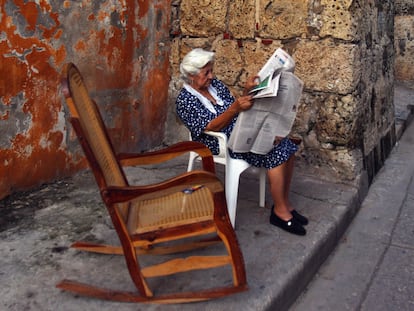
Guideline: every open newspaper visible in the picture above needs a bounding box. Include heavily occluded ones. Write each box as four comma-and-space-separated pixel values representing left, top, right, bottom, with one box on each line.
228, 49, 303, 155
249, 48, 296, 99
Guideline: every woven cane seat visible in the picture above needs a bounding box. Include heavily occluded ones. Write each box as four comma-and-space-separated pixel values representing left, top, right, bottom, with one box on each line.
127, 181, 223, 234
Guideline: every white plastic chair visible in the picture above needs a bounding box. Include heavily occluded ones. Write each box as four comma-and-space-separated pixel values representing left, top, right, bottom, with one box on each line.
187, 131, 266, 227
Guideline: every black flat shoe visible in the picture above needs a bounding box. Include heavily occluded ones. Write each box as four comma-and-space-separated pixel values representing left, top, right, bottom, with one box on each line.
269, 210, 306, 236
291, 210, 309, 226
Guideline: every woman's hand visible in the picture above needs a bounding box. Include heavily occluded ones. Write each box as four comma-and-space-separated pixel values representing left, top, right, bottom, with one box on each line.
244, 75, 260, 94
205, 78, 256, 132
232, 95, 254, 112
206, 95, 253, 131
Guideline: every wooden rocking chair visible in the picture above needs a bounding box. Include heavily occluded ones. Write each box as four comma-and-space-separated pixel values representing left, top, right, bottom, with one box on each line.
56, 63, 247, 303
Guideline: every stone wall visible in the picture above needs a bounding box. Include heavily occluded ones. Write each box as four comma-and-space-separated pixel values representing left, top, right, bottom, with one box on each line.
395, 0, 414, 81
0, 1, 171, 199
167, 0, 396, 182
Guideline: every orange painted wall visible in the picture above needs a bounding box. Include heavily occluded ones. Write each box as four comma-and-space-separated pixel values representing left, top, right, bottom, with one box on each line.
0, 0, 171, 199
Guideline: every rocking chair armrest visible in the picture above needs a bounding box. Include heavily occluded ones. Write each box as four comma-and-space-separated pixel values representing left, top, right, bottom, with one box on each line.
101, 170, 221, 205
118, 141, 215, 173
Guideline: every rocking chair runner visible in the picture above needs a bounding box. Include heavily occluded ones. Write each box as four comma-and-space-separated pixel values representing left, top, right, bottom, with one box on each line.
56, 63, 247, 303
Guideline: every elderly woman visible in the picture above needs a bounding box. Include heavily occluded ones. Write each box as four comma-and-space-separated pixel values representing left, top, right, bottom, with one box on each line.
176, 48, 308, 236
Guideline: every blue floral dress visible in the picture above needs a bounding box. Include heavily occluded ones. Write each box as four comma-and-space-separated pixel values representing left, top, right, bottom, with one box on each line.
176, 78, 298, 169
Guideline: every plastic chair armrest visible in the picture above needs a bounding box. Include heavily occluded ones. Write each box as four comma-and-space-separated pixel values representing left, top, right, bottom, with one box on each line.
204, 131, 228, 158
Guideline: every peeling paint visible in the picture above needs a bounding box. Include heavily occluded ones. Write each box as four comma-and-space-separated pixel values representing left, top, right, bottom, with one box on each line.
0, 0, 172, 199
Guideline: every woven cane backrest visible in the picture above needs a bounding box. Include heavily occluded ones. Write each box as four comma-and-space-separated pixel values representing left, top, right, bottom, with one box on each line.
67, 65, 127, 189
65, 65, 130, 222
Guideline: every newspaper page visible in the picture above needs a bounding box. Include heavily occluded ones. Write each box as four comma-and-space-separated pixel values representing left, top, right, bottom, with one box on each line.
250, 73, 281, 99
248, 48, 295, 99
227, 103, 269, 153
257, 48, 295, 81
228, 72, 303, 154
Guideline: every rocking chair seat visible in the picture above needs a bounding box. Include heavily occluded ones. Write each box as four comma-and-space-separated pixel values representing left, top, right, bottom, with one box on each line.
127, 182, 219, 234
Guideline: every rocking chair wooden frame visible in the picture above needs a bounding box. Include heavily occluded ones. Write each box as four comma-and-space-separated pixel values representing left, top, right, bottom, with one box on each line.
56, 63, 247, 303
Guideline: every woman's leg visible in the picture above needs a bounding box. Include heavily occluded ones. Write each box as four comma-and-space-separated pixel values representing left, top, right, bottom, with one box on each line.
271, 154, 308, 225
268, 155, 306, 235
284, 155, 295, 212
267, 157, 293, 221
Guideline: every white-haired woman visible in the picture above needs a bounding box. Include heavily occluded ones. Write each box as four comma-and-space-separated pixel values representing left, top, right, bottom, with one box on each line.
176, 48, 308, 236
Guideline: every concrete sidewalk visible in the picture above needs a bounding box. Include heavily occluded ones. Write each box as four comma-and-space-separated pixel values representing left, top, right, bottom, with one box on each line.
0, 154, 366, 311
292, 83, 414, 311
0, 82, 412, 311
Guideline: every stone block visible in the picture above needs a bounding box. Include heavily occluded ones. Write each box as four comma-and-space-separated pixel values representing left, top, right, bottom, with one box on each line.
180, 0, 227, 36
229, 0, 256, 39
395, 15, 414, 81
179, 37, 214, 59
239, 40, 283, 87
294, 40, 359, 94
323, 148, 363, 181
292, 92, 326, 137
300, 146, 362, 181
212, 39, 244, 86
319, 0, 358, 40
170, 38, 181, 80
293, 92, 359, 147
395, 0, 414, 14
258, 0, 307, 39
315, 94, 358, 145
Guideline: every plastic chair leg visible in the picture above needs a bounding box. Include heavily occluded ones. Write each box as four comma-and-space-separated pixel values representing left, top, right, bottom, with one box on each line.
225, 173, 241, 228
225, 160, 251, 227
259, 168, 266, 208
188, 151, 267, 226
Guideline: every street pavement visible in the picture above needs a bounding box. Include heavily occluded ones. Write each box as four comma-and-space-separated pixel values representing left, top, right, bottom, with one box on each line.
292, 84, 414, 311
0, 82, 412, 311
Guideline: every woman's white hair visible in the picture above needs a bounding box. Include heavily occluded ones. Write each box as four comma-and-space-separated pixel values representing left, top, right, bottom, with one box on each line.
180, 48, 215, 81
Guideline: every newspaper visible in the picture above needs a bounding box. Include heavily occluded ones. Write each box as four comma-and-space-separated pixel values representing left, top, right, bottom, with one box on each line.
249, 48, 295, 99
228, 49, 303, 155
249, 73, 281, 99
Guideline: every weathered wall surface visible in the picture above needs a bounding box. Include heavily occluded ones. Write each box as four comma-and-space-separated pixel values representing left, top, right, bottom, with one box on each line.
0, 0, 171, 199
167, 0, 395, 182
395, 0, 414, 81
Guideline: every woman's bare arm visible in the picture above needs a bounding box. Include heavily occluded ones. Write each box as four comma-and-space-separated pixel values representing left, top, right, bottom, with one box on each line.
205, 95, 253, 131
206, 75, 259, 131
